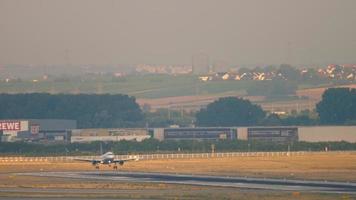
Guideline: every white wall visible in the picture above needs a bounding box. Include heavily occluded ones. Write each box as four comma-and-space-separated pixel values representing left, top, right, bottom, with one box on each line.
299, 126, 356, 142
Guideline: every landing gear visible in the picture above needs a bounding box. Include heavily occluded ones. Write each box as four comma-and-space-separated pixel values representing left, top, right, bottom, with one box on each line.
113, 165, 118, 170
95, 165, 99, 170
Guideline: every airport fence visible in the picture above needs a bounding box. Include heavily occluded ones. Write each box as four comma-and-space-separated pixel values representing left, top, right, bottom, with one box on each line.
0, 151, 354, 163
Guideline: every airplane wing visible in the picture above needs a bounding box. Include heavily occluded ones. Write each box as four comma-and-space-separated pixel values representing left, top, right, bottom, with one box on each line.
113, 156, 139, 164
73, 158, 101, 164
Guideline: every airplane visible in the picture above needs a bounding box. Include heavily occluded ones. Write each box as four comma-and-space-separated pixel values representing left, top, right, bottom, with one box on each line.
74, 151, 139, 170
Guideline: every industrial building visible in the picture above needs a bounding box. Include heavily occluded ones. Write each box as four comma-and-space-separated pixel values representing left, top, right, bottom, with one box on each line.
237, 127, 298, 143
237, 126, 356, 143
65, 126, 356, 143
71, 128, 150, 143
0, 119, 76, 143
2, 123, 355, 144
153, 127, 237, 141
0, 120, 29, 142
152, 127, 299, 143
151, 126, 356, 143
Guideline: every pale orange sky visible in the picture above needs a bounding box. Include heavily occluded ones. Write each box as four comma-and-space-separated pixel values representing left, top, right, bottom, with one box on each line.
0, 0, 355, 65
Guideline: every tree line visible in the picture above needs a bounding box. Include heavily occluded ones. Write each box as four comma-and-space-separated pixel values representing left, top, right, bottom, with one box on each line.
0, 93, 143, 128
0, 87, 354, 129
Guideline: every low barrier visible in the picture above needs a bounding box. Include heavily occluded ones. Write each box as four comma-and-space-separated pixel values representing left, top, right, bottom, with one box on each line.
0, 151, 353, 163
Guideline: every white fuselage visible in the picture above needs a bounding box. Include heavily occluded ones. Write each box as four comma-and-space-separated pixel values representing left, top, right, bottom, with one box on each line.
100, 152, 115, 164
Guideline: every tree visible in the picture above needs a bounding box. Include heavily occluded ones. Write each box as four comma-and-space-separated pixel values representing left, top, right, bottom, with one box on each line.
262, 114, 282, 126
316, 88, 356, 124
301, 68, 318, 80
281, 115, 318, 126
278, 64, 300, 81
263, 65, 278, 73
144, 108, 194, 128
195, 97, 266, 126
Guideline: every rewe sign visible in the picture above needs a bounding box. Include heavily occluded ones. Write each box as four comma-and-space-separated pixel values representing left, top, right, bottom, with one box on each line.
0, 121, 21, 131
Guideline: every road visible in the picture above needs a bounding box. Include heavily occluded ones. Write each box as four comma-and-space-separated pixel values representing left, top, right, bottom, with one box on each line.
20, 171, 356, 194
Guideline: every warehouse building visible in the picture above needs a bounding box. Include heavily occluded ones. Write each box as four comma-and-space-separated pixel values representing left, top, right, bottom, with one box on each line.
153, 127, 237, 141
2, 123, 355, 144
71, 128, 150, 143
0, 119, 76, 143
0, 120, 29, 142
237, 127, 298, 143
152, 127, 298, 143
237, 126, 356, 143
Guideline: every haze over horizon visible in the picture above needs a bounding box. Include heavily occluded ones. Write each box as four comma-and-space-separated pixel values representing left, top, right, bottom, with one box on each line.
0, 0, 355, 66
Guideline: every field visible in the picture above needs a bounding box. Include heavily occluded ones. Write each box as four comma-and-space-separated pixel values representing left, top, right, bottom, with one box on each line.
137, 83, 356, 111
0, 75, 251, 98
2, 74, 355, 113
297, 84, 356, 100
0, 74, 315, 98
0, 152, 355, 199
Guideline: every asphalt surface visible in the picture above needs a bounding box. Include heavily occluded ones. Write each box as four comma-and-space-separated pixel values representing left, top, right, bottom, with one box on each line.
19, 171, 356, 194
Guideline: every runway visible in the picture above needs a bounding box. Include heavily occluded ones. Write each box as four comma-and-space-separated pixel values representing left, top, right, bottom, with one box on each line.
20, 171, 356, 194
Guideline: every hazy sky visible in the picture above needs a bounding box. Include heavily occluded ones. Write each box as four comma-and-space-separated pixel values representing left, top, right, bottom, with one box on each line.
0, 0, 355, 66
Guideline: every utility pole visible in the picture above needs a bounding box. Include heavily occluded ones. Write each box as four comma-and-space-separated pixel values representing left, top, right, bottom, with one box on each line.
211, 144, 215, 154
287, 144, 290, 157
100, 142, 103, 155
168, 102, 172, 120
